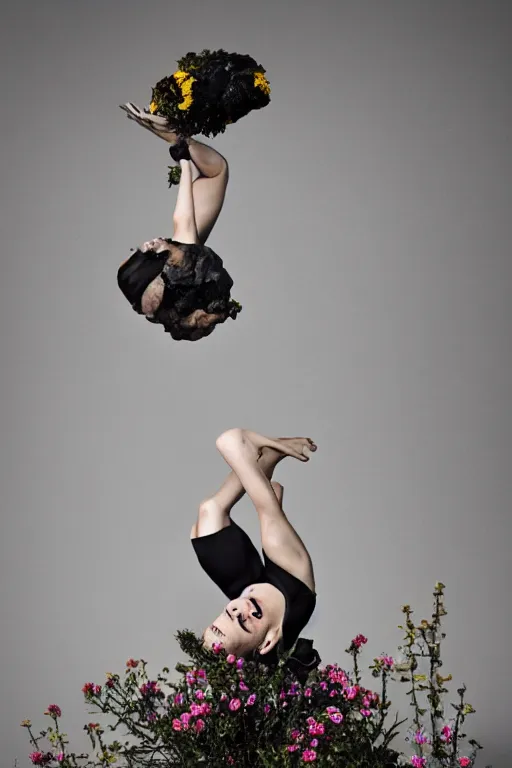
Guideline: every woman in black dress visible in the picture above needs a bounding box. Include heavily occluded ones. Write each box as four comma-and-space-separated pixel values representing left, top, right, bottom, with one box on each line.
191, 429, 318, 661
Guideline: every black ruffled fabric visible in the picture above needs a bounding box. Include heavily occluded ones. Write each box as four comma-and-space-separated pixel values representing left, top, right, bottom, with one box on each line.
117, 240, 241, 342
284, 638, 322, 685
150, 49, 271, 138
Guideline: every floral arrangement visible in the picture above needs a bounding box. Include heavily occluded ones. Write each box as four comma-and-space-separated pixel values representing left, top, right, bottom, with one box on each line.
20, 584, 490, 767
148, 49, 271, 140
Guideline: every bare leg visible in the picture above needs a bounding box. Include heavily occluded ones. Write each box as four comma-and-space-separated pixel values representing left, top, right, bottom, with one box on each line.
195, 431, 316, 591
185, 138, 229, 244
120, 104, 229, 245
172, 159, 199, 243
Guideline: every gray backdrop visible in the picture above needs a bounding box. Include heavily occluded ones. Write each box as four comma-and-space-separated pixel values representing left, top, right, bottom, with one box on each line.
1, 1, 511, 766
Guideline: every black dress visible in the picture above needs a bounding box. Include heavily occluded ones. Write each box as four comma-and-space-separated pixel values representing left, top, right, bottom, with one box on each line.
191, 519, 317, 653
117, 240, 241, 341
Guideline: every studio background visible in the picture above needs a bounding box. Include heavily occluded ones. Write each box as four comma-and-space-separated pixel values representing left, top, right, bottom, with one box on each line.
1, 1, 511, 766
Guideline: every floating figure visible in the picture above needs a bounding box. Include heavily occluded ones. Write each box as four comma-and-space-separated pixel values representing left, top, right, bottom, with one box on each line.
117, 50, 271, 341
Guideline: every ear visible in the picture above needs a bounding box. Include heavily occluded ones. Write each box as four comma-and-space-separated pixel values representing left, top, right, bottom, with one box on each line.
257, 629, 280, 656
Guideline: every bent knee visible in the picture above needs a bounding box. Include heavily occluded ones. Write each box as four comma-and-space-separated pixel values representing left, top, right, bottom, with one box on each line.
215, 427, 243, 453
195, 498, 230, 537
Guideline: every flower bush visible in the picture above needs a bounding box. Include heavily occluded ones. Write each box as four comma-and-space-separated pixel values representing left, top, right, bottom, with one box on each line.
21, 584, 491, 767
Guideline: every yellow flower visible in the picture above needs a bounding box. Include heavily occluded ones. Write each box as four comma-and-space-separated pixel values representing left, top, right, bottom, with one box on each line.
172, 70, 196, 111
149, 101, 158, 114
173, 70, 189, 86
254, 71, 271, 96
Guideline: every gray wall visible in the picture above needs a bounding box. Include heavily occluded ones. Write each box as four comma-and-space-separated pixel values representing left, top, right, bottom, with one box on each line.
1, 1, 510, 765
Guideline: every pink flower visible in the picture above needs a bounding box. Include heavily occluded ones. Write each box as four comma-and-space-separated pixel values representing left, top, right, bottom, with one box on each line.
360, 708, 372, 717
329, 711, 343, 724
45, 704, 62, 718
304, 687, 312, 698
459, 759, 471, 768
194, 689, 205, 700
140, 681, 159, 696
329, 690, 338, 698
414, 730, 429, 745
226, 654, 236, 664
345, 685, 359, 700
264, 704, 271, 714
288, 744, 299, 752
126, 658, 139, 668
172, 718, 182, 731
185, 672, 196, 686
29, 753, 47, 766
236, 658, 244, 669
352, 634, 368, 649
291, 729, 301, 739
227, 758, 235, 765
195, 718, 205, 733
106, 678, 115, 689
379, 655, 394, 668
82, 683, 95, 696
302, 750, 317, 762
247, 694, 257, 706
310, 739, 319, 747
229, 698, 241, 711
309, 722, 325, 736
196, 668, 207, 679
441, 725, 453, 743
326, 706, 339, 714
180, 712, 192, 724
411, 758, 426, 768
212, 642, 223, 654
190, 703, 202, 716
306, 717, 316, 726
200, 702, 212, 715
319, 681, 328, 691
362, 695, 371, 707
239, 680, 249, 692
174, 693, 184, 705
329, 668, 348, 685
56, 754, 64, 763
94, 685, 102, 695
220, 693, 228, 702
147, 712, 157, 722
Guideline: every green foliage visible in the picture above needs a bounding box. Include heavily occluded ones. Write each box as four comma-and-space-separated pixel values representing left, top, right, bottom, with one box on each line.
22, 585, 490, 768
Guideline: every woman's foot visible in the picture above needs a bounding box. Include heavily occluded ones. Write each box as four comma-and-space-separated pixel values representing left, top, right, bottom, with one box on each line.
259, 438, 317, 465
120, 102, 180, 144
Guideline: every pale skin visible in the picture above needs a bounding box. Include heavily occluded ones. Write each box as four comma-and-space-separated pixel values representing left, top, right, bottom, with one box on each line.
119, 103, 231, 339
193, 430, 317, 657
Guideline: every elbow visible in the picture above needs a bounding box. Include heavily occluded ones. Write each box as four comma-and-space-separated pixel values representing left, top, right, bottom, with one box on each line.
216, 428, 244, 455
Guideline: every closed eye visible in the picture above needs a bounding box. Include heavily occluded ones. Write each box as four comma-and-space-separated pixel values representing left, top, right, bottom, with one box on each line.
237, 615, 250, 633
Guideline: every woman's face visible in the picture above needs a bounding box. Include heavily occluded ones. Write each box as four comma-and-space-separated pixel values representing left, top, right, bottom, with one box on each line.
203, 595, 272, 656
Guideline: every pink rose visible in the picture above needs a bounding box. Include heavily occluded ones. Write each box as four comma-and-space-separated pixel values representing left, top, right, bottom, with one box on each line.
302, 750, 317, 763
229, 698, 241, 711
239, 680, 249, 692
172, 719, 182, 731
304, 687, 312, 697
226, 654, 236, 664
329, 712, 343, 725
45, 704, 62, 718
411, 757, 426, 768
287, 744, 299, 752
195, 718, 205, 733
352, 634, 368, 649
247, 694, 256, 706
458, 759, 471, 768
